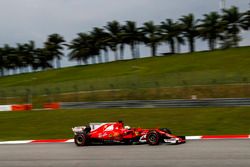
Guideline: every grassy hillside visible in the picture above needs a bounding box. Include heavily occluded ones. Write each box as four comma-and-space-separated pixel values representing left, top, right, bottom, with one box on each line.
1, 47, 250, 89
0, 107, 249, 141
0, 47, 250, 105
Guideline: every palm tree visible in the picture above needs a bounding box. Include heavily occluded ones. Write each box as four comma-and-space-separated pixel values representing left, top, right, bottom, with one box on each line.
246, 10, 250, 29
68, 33, 99, 65
140, 21, 161, 56
122, 21, 142, 59
179, 14, 199, 52
68, 33, 90, 65
0, 48, 5, 76
90, 27, 110, 63
93, 28, 113, 63
2, 44, 18, 74
118, 27, 126, 60
160, 19, 180, 54
221, 6, 248, 47
174, 22, 185, 53
16, 43, 27, 73
33, 48, 53, 70
199, 12, 223, 50
85, 34, 100, 65
104, 21, 122, 61
0, 45, 9, 75
45, 33, 65, 68
16, 41, 36, 72
25, 41, 36, 71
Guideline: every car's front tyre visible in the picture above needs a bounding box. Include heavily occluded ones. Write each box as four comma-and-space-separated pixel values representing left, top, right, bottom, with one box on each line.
146, 131, 160, 145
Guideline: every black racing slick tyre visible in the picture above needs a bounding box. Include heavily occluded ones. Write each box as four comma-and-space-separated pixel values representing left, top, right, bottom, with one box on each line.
159, 128, 172, 134
74, 133, 88, 146
146, 131, 160, 145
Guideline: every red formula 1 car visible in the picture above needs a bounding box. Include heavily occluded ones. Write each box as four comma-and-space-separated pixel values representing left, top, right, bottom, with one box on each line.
72, 121, 186, 146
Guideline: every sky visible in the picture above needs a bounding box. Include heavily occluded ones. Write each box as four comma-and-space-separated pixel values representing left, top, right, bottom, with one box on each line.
0, 0, 250, 67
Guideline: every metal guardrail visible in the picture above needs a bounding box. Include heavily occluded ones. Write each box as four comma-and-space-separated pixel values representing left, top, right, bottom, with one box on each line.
60, 98, 250, 109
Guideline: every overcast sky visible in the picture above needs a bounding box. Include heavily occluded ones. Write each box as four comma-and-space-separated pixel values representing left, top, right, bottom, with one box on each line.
0, 0, 250, 66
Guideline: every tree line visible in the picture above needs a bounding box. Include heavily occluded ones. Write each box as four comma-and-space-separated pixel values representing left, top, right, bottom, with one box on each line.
0, 6, 249, 76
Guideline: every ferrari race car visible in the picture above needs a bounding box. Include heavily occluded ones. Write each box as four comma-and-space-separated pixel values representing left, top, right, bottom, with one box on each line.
72, 121, 186, 146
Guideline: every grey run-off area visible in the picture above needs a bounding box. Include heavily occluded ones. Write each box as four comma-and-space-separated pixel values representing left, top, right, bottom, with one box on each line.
0, 140, 249, 167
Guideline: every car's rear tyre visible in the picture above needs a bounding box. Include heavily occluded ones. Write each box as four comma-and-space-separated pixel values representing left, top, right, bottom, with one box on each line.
159, 128, 172, 134
74, 133, 88, 146
146, 131, 160, 145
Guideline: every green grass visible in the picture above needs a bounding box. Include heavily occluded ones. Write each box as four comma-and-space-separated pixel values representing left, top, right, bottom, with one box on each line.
0, 107, 249, 141
0, 47, 250, 97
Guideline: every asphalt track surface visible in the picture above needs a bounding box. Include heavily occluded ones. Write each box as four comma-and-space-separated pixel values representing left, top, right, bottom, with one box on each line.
0, 140, 249, 167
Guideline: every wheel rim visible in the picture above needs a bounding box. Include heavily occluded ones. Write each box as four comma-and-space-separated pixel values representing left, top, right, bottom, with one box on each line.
77, 136, 84, 144
148, 134, 157, 143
